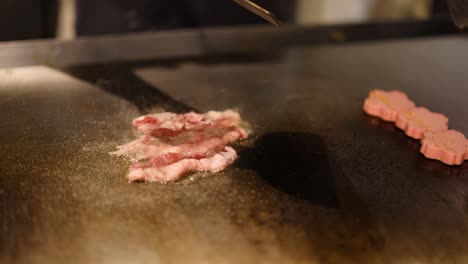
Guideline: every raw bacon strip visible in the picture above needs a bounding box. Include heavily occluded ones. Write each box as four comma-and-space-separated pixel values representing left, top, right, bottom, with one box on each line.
363, 90, 416, 122
204, 110, 242, 127
395, 107, 448, 139
130, 153, 185, 170
109, 127, 231, 158
109, 135, 168, 158
130, 137, 224, 161
110, 128, 248, 160
133, 110, 241, 136
127, 146, 238, 182
111, 110, 249, 182
420, 130, 468, 165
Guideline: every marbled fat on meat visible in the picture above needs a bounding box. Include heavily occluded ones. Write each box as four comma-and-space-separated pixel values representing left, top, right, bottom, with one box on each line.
111, 128, 248, 160
127, 146, 238, 182
110, 110, 248, 182
132, 110, 241, 135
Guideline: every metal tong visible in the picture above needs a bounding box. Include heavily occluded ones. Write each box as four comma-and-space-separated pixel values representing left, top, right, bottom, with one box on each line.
232, 0, 282, 26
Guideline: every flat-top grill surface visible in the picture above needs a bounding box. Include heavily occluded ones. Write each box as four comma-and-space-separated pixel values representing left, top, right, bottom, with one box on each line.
1, 36, 468, 263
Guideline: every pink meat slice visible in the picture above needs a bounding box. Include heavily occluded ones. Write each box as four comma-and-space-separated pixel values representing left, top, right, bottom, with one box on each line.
109, 135, 168, 159
420, 130, 468, 165
111, 109, 249, 182
362, 89, 466, 165
127, 146, 238, 182
130, 153, 186, 170
110, 127, 248, 160
466, 141, 468, 160
133, 110, 241, 136
396, 107, 448, 139
363, 90, 416, 122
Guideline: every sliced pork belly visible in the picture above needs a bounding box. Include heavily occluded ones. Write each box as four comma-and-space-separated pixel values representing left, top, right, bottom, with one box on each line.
111, 127, 248, 160
133, 110, 241, 136
127, 146, 238, 182
110, 110, 249, 182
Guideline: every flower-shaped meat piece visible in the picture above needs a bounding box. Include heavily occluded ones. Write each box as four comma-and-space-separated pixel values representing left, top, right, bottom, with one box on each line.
420, 130, 468, 165
363, 90, 416, 122
396, 107, 448, 139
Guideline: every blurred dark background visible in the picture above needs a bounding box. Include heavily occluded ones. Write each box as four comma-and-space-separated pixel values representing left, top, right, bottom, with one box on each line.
0, 0, 58, 41
0, 0, 452, 41
76, 0, 297, 35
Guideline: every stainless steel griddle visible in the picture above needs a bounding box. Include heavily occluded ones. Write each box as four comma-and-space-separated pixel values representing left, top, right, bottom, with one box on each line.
1, 23, 468, 263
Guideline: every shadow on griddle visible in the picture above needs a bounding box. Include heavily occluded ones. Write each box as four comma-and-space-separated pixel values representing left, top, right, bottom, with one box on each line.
237, 132, 339, 208
62, 63, 195, 114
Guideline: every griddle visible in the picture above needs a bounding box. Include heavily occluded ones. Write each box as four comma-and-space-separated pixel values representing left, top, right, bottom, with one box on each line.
1, 24, 468, 263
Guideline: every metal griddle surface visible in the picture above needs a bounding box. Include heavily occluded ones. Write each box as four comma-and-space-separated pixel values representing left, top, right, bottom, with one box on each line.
1, 36, 468, 264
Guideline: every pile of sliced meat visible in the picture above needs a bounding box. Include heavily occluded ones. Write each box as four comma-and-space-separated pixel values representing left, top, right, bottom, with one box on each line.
110, 110, 249, 182
363, 89, 468, 165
